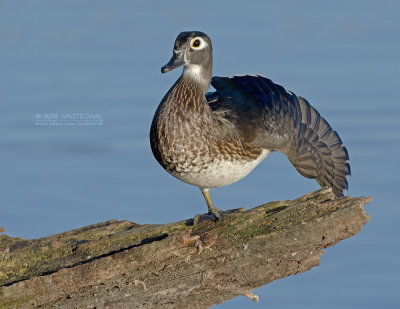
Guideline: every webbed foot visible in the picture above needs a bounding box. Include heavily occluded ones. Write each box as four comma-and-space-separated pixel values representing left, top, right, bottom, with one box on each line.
192, 188, 246, 225
192, 207, 246, 225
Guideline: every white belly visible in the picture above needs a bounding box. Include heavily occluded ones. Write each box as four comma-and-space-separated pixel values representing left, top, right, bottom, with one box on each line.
171, 149, 270, 189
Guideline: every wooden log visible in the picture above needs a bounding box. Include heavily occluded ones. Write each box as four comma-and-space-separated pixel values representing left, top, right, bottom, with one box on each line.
0, 188, 371, 308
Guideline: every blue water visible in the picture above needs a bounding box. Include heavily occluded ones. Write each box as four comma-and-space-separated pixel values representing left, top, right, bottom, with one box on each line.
1, 1, 399, 308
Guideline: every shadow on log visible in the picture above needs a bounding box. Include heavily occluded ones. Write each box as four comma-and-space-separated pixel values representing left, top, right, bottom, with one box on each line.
0, 188, 371, 308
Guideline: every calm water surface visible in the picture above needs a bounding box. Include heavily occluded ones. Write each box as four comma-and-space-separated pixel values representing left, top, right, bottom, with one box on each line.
0, 1, 399, 308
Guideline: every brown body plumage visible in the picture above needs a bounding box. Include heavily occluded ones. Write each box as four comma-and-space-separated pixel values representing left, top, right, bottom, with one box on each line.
150, 31, 350, 219
150, 76, 265, 189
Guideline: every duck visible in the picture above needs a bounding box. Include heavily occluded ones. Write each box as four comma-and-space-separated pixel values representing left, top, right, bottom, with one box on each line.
150, 31, 350, 221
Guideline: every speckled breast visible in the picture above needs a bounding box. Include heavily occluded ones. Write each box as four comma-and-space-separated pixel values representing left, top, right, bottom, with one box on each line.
150, 77, 269, 189
150, 110, 270, 188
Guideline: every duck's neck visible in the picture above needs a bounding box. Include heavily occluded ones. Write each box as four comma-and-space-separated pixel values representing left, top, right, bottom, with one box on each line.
182, 62, 212, 94
157, 70, 216, 128
165, 74, 210, 114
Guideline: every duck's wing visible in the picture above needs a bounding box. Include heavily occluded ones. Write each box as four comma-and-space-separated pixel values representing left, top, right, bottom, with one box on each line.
208, 74, 350, 196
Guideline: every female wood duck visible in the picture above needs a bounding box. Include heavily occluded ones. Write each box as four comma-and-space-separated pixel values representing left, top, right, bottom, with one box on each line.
150, 31, 350, 221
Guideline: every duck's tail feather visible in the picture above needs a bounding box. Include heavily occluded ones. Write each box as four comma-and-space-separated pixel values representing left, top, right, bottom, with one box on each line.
287, 96, 350, 196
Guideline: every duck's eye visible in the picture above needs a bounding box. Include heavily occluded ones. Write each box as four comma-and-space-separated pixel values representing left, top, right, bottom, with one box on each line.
191, 39, 201, 48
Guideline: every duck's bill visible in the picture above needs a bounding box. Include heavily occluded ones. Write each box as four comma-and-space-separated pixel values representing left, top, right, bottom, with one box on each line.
161, 51, 184, 73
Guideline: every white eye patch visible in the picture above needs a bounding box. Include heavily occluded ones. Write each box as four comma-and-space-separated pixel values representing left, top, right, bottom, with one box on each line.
189, 37, 207, 50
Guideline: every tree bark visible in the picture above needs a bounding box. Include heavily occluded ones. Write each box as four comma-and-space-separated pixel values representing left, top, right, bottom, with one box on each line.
0, 188, 371, 308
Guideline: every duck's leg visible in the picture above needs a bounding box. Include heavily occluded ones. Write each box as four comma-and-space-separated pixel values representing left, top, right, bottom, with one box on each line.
192, 188, 246, 225
201, 188, 222, 220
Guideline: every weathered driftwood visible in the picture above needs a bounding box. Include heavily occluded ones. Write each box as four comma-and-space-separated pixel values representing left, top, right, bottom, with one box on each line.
0, 188, 371, 308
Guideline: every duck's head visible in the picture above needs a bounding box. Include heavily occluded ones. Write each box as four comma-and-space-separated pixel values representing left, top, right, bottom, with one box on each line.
161, 31, 213, 90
